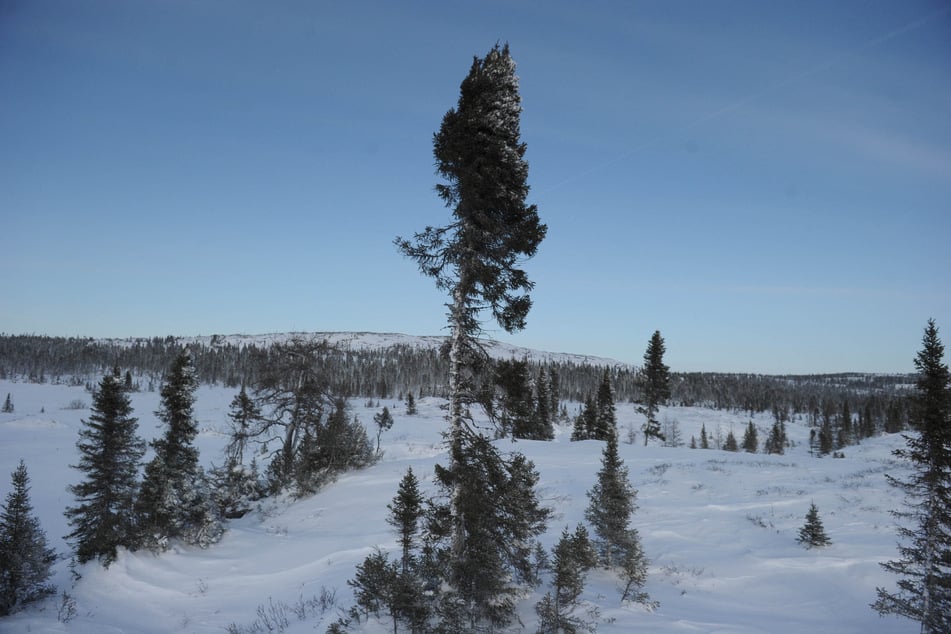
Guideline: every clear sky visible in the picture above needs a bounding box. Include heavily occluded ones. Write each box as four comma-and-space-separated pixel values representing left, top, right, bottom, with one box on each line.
2, 1, 949, 374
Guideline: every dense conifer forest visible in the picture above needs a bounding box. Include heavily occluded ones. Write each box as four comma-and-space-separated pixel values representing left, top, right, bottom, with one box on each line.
0, 333, 911, 439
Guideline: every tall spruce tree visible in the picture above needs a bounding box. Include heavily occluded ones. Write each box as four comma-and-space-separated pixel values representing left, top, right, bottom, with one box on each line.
65, 368, 145, 565
0, 461, 56, 615
639, 330, 670, 445
594, 370, 617, 441
394, 42, 547, 628
137, 349, 221, 549
874, 319, 951, 633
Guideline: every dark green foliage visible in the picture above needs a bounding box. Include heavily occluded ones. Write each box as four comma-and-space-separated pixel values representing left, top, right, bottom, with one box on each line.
585, 429, 652, 605
535, 368, 553, 436
137, 349, 221, 549
396, 42, 546, 336
593, 370, 617, 441
742, 421, 758, 453
0, 461, 56, 615
295, 400, 375, 495
700, 424, 710, 449
430, 437, 550, 628
571, 396, 597, 442
224, 386, 261, 466
493, 359, 545, 440
387, 467, 424, 573
818, 418, 834, 456
536, 524, 598, 634
874, 320, 951, 633
724, 430, 739, 452
639, 330, 670, 445
395, 42, 547, 630
1, 393, 12, 413
838, 399, 853, 448
585, 430, 634, 567
373, 406, 394, 453
765, 420, 787, 455
405, 391, 417, 416
349, 548, 400, 629
797, 503, 831, 549
65, 368, 145, 565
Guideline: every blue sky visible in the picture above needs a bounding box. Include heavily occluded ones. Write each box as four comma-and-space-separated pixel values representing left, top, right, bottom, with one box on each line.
2, 1, 949, 374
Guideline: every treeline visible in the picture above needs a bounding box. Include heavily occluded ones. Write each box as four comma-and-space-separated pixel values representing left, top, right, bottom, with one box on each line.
0, 334, 911, 432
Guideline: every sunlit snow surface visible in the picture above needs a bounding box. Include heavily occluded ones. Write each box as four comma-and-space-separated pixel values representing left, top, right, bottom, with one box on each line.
0, 379, 914, 632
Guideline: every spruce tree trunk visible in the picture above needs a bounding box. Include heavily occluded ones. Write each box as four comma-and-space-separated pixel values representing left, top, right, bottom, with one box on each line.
448, 284, 467, 570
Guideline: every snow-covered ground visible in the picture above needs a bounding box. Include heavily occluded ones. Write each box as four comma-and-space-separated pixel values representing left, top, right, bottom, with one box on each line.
0, 379, 915, 633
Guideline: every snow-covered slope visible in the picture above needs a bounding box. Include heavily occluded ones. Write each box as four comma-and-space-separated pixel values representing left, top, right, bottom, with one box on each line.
0, 380, 915, 633
99, 331, 632, 368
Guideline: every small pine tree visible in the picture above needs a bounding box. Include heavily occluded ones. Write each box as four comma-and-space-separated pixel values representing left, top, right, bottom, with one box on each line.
585, 429, 635, 565
373, 406, 394, 454
405, 391, 417, 416
765, 420, 787, 455
700, 424, 710, 449
724, 430, 739, 452
0, 461, 56, 616
387, 466, 424, 573
571, 397, 597, 442
1, 393, 13, 414
742, 421, 758, 453
536, 524, 598, 634
797, 503, 831, 548
65, 368, 145, 565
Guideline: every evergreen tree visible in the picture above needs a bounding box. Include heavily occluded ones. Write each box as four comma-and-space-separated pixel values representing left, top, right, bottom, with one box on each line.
639, 330, 670, 445
65, 368, 145, 565
211, 386, 265, 519
571, 396, 597, 442
430, 437, 550, 628
224, 385, 261, 466
494, 359, 543, 440
0, 461, 56, 616
797, 502, 831, 549
742, 421, 758, 453
874, 319, 951, 633
535, 524, 598, 634
585, 429, 651, 604
593, 370, 617, 441
1, 393, 12, 413
405, 391, 418, 416
548, 367, 560, 421
700, 424, 710, 449
724, 429, 739, 452
765, 420, 787, 455
838, 399, 854, 448
585, 428, 634, 567
535, 368, 553, 437
294, 399, 375, 495
137, 349, 221, 549
349, 548, 400, 631
395, 42, 546, 629
373, 406, 394, 454
387, 466, 424, 574
818, 419, 834, 456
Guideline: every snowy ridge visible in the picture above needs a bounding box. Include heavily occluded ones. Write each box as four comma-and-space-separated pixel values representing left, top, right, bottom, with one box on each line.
99, 331, 634, 369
